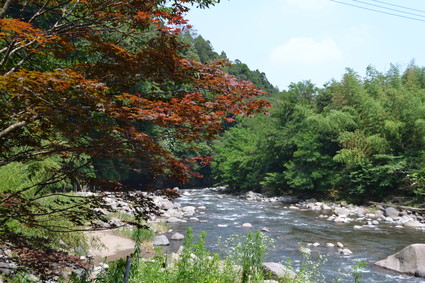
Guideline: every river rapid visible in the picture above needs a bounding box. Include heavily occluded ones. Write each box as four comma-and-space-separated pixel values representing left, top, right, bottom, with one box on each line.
166, 188, 425, 282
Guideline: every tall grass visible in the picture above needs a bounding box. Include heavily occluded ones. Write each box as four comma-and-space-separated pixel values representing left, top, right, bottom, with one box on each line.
91, 228, 274, 283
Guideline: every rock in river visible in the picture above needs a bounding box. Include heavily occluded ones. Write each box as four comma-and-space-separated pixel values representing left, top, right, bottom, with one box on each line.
262, 262, 296, 280
384, 207, 400, 218
375, 244, 425, 277
171, 232, 184, 241
153, 235, 170, 246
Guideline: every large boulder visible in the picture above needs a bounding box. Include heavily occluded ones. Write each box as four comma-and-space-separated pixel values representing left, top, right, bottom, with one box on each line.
375, 244, 425, 276
404, 220, 425, 228
153, 235, 170, 246
384, 207, 400, 218
263, 262, 296, 280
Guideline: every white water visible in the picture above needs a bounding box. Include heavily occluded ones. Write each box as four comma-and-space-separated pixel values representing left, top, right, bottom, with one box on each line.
166, 188, 425, 282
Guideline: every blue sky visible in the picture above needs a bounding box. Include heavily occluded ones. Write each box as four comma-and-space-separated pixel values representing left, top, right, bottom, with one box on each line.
186, 0, 425, 90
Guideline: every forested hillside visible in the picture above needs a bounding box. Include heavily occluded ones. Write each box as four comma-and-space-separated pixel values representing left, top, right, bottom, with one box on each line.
213, 65, 425, 203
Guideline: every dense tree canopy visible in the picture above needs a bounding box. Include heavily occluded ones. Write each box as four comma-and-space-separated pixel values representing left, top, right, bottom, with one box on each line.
213, 65, 425, 203
0, 0, 270, 276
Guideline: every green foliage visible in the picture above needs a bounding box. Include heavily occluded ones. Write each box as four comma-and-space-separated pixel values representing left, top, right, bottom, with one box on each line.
222, 230, 274, 282
0, 158, 89, 250
294, 251, 327, 283
94, 228, 275, 283
213, 64, 425, 201
408, 168, 425, 202
353, 261, 367, 283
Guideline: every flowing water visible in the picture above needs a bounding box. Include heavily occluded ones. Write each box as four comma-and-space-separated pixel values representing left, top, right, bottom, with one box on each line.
166, 188, 425, 282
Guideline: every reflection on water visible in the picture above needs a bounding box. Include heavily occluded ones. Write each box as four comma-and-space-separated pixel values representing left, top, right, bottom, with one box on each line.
166, 188, 425, 282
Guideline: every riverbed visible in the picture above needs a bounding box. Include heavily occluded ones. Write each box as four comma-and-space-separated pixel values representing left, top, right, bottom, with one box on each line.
165, 188, 425, 282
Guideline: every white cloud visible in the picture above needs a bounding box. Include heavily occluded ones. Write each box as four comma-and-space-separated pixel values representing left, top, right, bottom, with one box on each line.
270, 37, 343, 64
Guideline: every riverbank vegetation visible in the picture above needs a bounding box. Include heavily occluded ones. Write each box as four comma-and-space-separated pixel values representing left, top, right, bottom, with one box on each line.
213, 64, 425, 204
78, 228, 334, 283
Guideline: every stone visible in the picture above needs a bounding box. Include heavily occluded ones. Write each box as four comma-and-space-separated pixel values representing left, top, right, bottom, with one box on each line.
326, 243, 335, 247
384, 217, 394, 223
384, 207, 400, 218
0, 262, 13, 274
197, 206, 207, 210
262, 262, 296, 280
334, 216, 348, 223
372, 220, 379, 225
189, 217, 199, 221
321, 204, 332, 210
173, 202, 182, 208
339, 248, 353, 256
400, 215, 414, 224
171, 232, 184, 241
217, 224, 228, 227
337, 242, 344, 248
100, 263, 109, 269
261, 227, 270, 232
152, 196, 172, 210
153, 235, 170, 246
415, 269, 425, 278
289, 205, 299, 210
242, 223, 253, 228
312, 242, 320, 247
166, 217, 182, 223
375, 244, 425, 276
334, 207, 350, 217
182, 206, 196, 215
245, 191, 258, 200
404, 220, 425, 228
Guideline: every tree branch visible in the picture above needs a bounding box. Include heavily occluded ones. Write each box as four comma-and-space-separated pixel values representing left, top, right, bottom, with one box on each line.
0, 0, 12, 19
0, 120, 27, 138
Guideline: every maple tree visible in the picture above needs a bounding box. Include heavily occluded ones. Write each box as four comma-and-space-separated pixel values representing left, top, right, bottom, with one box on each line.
0, 0, 269, 278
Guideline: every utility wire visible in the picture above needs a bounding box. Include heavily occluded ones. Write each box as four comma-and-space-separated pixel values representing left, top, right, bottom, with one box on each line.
371, 0, 425, 14
351, 0, 425, 18
330, 0, 425, 23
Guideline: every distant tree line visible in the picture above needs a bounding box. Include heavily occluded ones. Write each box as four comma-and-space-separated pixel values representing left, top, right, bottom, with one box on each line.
213, 64, 425, 203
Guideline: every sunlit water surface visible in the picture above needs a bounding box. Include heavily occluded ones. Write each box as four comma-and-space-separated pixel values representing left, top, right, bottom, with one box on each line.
164, 188, 425, 282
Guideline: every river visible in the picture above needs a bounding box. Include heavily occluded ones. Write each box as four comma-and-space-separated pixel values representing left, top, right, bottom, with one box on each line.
166, 188, 425, 282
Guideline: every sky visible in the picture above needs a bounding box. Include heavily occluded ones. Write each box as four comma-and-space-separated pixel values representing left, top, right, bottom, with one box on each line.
186, 0, 425, 90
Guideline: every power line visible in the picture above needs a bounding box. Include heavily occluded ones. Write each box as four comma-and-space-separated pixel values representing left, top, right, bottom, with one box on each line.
330, 0, 425, 23
371, 0, 425, 14
351, 0, 425, 18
